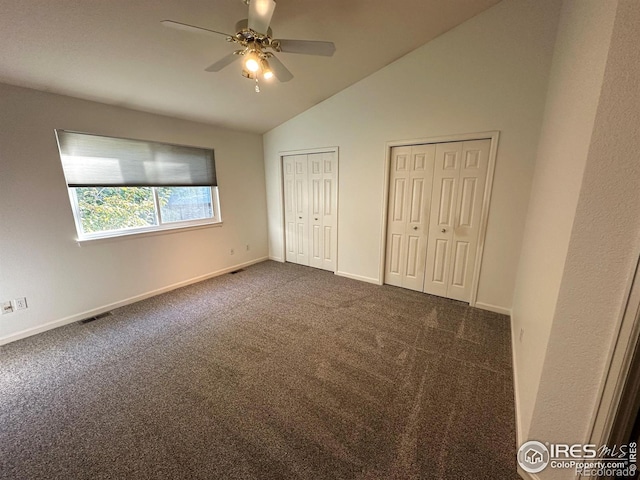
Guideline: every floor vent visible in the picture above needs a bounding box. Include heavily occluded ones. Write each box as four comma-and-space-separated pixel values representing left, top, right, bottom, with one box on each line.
230, 269, 245, 274
79, 311, 112, 324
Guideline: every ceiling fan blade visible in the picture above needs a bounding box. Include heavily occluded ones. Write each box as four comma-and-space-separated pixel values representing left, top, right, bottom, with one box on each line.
268, 55, 294, 82
205, 53, 240, 72
276, 39, 336, 57
161, 20, 230, 38
248, 0, 276, 35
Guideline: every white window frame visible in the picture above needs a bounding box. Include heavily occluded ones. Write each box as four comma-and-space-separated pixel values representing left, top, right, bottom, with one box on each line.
68, 186, 221, 241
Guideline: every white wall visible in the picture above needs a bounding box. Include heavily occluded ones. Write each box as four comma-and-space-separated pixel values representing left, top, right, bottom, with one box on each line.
0, 83, 268, 344
528, 1, 640, 474
510, 0, 618, 441
264, 0, 561, 311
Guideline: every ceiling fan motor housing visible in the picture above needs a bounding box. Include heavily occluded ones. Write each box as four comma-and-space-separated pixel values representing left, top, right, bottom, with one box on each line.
232, 19, 273, 44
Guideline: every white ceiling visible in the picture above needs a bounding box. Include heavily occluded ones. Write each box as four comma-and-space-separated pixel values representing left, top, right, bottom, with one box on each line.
0, 0, 500, 134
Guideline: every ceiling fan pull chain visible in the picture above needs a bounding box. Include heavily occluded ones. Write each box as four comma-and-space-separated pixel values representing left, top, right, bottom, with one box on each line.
255, 77, 260, 93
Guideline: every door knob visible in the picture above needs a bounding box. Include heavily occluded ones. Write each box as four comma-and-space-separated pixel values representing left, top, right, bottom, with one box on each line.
299, 216, 302, 219
441, 228, 447, 233
413, 226, 418, 230
315, 217, 318, 221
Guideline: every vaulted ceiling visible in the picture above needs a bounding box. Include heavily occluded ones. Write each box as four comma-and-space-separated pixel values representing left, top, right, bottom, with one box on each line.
0, 0, 500, 133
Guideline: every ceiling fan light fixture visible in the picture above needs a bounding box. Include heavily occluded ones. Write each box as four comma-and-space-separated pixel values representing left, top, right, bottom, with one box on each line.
261, 58, 274, 79
244, 50, 260, 73
162, 0, 335, 89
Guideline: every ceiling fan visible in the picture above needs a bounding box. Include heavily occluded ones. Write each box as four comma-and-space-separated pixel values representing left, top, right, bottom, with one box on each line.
162, 0, 336, 91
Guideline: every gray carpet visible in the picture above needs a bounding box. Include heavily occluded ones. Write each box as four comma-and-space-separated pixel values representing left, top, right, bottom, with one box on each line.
0, 261, 519, 479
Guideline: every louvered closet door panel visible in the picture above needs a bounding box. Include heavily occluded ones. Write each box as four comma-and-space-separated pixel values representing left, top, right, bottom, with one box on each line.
424, 142, 462, 297
446, 139, 490, 302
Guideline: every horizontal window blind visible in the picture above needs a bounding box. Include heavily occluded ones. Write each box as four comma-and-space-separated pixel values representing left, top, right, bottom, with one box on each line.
56, 131, 216, 187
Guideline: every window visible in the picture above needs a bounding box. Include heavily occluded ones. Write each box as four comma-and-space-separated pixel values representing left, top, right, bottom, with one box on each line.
55, 131, 221, 240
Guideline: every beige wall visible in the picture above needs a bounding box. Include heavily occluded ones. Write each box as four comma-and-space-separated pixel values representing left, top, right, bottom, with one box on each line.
511, 0, 618, 441
264, 0, 561, 312
0, 83, 268, 343
528, 1, 640, 475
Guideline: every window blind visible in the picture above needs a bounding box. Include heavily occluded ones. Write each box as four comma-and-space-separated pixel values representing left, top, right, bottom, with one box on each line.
55, 131, 216, 187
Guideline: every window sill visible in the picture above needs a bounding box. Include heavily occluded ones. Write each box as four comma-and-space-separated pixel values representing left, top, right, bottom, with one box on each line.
75, 221, 223, 246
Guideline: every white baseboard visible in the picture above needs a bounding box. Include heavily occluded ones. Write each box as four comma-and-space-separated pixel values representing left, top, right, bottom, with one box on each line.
510, 314, 524, 447
269, 255, 284, 262
335, 271, 382, 285
475, 301, 511, 316
0, 256, 269, 346
510, 314, 533, 480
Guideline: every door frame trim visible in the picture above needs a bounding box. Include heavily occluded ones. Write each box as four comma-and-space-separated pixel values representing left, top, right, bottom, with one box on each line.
586, 255, 640, 458
379, 131, 500, 307
278, 146, 340, 272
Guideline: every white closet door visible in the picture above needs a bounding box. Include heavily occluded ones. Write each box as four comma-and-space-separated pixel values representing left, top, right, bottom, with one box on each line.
283, 155, 297, 263
283, 154, 310, 266
283, 151, 337, 271
293, 155, 310, 266
446, 140, 490, 301
385, 146, 411, 288
309, 153, 324, 270
423, 140, 490, 302
385, 144, 435, 291
424, 142, 462, 297
308, 151, 337, 272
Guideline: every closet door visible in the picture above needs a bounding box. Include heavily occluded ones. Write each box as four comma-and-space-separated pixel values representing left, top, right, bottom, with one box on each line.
446, 140, 489, 301
283, 155, 297, 263
283, 154, 309, 266
283, 151, 338, 271
309, 152, 337, 272
423, 140, 490, 302
424, 142, 462, 297
384, 144, 435, 291
293, 155, 310, 266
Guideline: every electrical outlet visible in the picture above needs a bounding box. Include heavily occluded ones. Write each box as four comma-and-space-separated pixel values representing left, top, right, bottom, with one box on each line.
519, 328, 524, 343
230, 248, 235, 255
1, 301, 13, 315
13, 297, 27, 310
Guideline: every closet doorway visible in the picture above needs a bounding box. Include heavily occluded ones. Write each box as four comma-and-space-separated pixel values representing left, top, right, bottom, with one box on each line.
383, 132, 498, 305
282, 148, 338, 272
